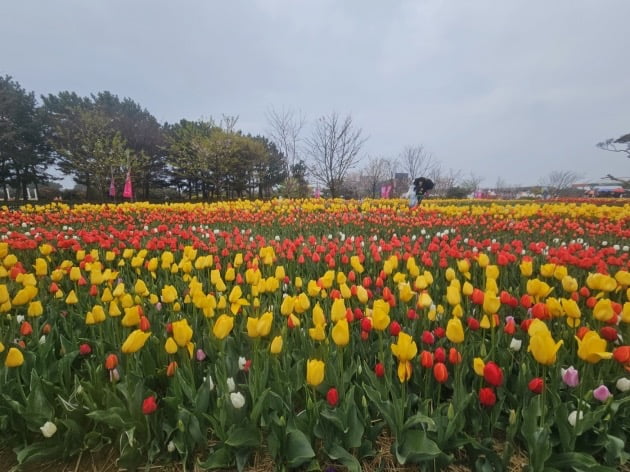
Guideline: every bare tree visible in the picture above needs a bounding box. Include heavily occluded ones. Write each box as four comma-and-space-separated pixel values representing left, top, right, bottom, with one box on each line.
397, 145, 439, 183
431, 167, 462, 197
266, 106, 306, 175
362, 156, 394, 198
460, 172, 484, 192
220, 115, 239, 133
597, 133, 630, 159
539, 170, 581, 197
305, 112, 367, 198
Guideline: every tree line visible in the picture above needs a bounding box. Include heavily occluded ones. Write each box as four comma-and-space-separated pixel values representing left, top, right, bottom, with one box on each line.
3, 75, 624, 201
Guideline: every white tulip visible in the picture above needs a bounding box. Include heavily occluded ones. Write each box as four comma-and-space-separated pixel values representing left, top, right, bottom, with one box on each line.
509, 338, 522, 351
40, 421, 57, 438
227, 377, 235, 392
567, 410, 584, 427
616, 377, 630, 393
230, 392, 246, 409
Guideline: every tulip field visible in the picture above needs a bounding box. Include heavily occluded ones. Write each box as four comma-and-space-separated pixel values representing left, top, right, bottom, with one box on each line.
0, 198, 629, 471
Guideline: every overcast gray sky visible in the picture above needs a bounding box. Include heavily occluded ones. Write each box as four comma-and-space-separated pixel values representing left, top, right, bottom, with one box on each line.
2, 0, 629, 187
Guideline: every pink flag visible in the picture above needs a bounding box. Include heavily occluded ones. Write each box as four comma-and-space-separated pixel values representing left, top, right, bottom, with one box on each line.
109, 176, 116, 197
380, 185, 387, 198
123, 172, 133, 199
314, 187, 321, 198
386, 185, 393, 198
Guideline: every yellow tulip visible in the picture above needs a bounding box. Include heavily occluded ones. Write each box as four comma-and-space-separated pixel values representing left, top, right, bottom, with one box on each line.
397, 360, 413, 383
457, 259, 470, 274
258, 311, 274, 336
109, 301, 121, 317
312, 303, 326, 326
172, 319, 193, 347
561, 298, 580, 319
331, 298, 346, 322
65, 290, 79, 305
446, 317, 464, 343
539, 263, 555, 278
161, 285, 178, 304
446, 286, 461, 306
371, 299, 390, 331
92, 305, 106, 323
270, 335, 283, 354
280, 295, 294, 316
295, 293, 310, 313
356, 285, 368, 304
445, 268, 456, 281
482, 291, 500, 314
308, 324, 326, 341
398, 283, 414, 303
213, 315, 234, 340
586, 273, 616, 292
4, 347, 24, 367
477, 253, 489, 268
121, 330, 151, 354
306, 359, 325, 387
390, 332, 417, 362
593, 299, 614, 322
519, 260, 533, 277
546, 297, 563, 318
121, 306, 141, 327
165, 337, 178, 354
274, 266, 285, 280
134, 280, 149, 296
528, 332, 563, 365
561, 276, 578, 293
614, 270, 630, 286
69, 266, 82, 281
223, 267, 235, 282
0, 285, 8, 304
332, 319, 349, 347
485, 265, 499, 280
553, 265, 568, 281
34, 258, 48, 276
576, 331, 612, 363
622, 302, 630, 324
473, 357, 485, 376
27, 301, 43, 317
462, 281, 473, 296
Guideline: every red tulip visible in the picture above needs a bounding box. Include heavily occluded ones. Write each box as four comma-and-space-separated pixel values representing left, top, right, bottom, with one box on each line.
448, 347, 462, 365
79, 343, 92, 356
374, 362, 385, 377
20, 321, 33, 336
105, 354, 118, 370
528, 377, 544, 394
420, 350, 434, 368
600, 326, 618, 342
479, 387, 496, 407
326, 387, 339, 407
421, 330, 435, 345
433, 362, 448, 383
142, 396, 158, 415
483, 361, 503, 387
389, 321, 401, 336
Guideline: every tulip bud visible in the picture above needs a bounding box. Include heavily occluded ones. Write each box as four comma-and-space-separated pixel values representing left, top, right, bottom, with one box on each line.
40, 421, 58, 438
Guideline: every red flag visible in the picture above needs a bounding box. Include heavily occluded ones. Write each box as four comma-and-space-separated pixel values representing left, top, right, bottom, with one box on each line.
123, 172, 133, 199
109, 176, 116, 197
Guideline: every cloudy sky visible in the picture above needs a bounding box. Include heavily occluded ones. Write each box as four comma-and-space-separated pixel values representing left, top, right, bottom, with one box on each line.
2, 0, 629, 187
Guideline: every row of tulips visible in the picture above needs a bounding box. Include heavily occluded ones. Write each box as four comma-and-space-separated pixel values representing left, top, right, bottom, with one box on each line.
0, 199, 629, 471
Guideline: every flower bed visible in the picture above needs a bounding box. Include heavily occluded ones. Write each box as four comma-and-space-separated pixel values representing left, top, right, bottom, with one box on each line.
0, 199, 628, 471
